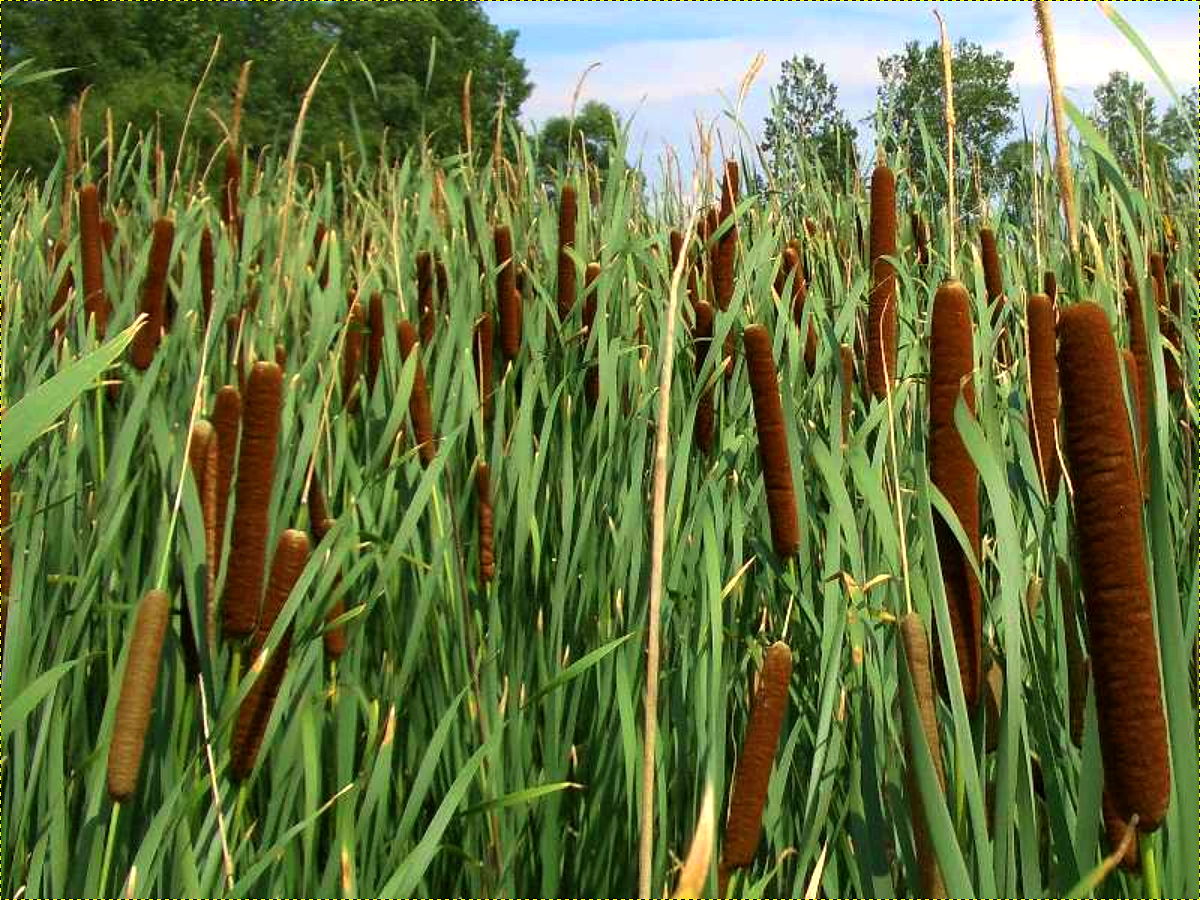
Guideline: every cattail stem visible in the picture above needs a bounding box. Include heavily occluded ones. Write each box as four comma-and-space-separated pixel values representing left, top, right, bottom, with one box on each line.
743, 324, 799, 558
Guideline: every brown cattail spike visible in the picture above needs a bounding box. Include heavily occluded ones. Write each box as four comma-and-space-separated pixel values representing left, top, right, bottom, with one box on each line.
980, 227, 1011, 365
495, 225, 521, 362
222, 148, 241, 230
79, 184, 111, 338
417, 251, 436, 346
714, 161, 739, 313
912, 212, 930, 267
131, 218, 175, 370
719, 642, 792, 893
928, 280, 982, 707
583, 262, 602, 409
692, 301, 716, 456
1058, 302, 1169, 831
1043, 271, 1058, 305
474, 313, 495, 425
557, 183, 578, 321
899, 612, 947, 898
1026, 294, 1061, 500
230, 530, 309, 782
868, 164, 898, 399
200, 226, 215, 326
398, 321, 437, 467
743, 325, 799, 558
188, 421, 220, 647
342, 295, 365, 412
223, 363, 283, 640
477, 462, 496, 584
107, 589, 170, 803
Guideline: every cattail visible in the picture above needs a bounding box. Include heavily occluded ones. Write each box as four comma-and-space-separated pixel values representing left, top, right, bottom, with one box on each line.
223, 362, 283, 640
367, 291, 384, 392
1034, 0, 1080, 257
474, 313, 495, 424
557, 183, 578, 321
1123, 283, 1152, 493
435, 258, 449, 308
397, 320, 437, 467
495, 225, 521, 362
583, 262, 602, 409
980, 228, 1004, 308
1058, 557, 1088, 749
101, 218, 118, 257
867, 164, 898, 399
839, 344, 856, 443
342, 294, 365, 412
912, 211, 930, 267
188, 421, 220, 647
1058, 302, 1170, 831
79, 184, 110, 338
477, 462, 496, 584
131, 218, 175, 370
230, 530, 309, 782
928, 280, 982, 706
222, 147, 241, 229
1026, 293, 1061, 500
899, 613, 947, 898
718, 642, 792, 894
49, 240, 74, 342
1043, 271, 1058, 305
417, 251, 436, 346
714, 161, 739, 312
784, 247, 817, 374
1164, 280, 1183, 394
692, 301, 716, 456
744, 325, 799, 559
211, 387, 241, 566
1102, 791, 1140, 871
106, 589, 170, 803
200, 226, 215, 326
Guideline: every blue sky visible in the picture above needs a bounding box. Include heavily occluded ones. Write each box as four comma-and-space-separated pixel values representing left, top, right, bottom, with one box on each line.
481, 1, 1197, 172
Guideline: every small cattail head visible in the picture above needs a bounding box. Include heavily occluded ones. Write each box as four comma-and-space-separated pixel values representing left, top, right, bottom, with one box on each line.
474, 313, 495, 424
495, 225, 522, 361
79, 184, 111, 338
1026, 293, 1061, 500
743, 325, 799, 558
366, 291, 385, 392
131, 218, 176, 370
417, 251, 436, 345
107, 589, 170, 803
980, 227, 1004, 305
1043, 271, 1058, 305
342, 295, 365, 411
200, 226, 215, 326
398, 320, 437, 466
557, 184, 578, 320
476, 462, 496, 584
867, 164, 898, 399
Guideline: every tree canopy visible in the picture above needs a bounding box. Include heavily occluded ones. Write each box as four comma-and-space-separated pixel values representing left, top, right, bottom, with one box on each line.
3, 2, 532, 175
534, 100, 623, 178
762, 55, 858, 187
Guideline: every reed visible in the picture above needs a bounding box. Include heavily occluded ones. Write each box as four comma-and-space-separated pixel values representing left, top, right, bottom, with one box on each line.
692, 300, 715, 456
223, 362, 283, 640
79, 184, 110, 338
867, 163, 898, 399
474, 313, 495, 425
398, 320, 437, 467
1026, 293, 1061, 500
1057, 302, 1170, 831
200, 226, 214, 326
131, 218, 175, 370
928, 279, 982, 706
899, 612, 947, 898
718, 642, 791, 894
476, 462, 496, 584
367, 291, 384, 392
230, 530, 309, 782
106, 589, 170, 803
557, 183, 578, 321
743, 324, 799, 559
495, 225, 521, 362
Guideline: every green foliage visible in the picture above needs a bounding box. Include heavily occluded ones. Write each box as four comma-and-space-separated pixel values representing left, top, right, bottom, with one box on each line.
535, 100, 622, 177
762, 55, 859, 188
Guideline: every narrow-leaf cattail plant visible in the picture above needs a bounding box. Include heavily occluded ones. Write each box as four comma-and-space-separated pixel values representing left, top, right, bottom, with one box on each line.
342, 294, 365, 412
980, 227, 1011, 365
476, 462, 496, 584
899, 612, 947, 899
867, 163, 898, 399
928, 280, 982, 706
1057, 301, 1170, 831
106, 588, 170, 803
474, 313, 495, 425
1026, 293, 1061, 500
188, 421, 220, 647
743, 325, 799, 559
417, 251, 436, 346
212, 386, 242, 568
398, 320, 437, 467
495, 225, 521, 362
583, 262, 602, 409
131, 218, 175, 370
718, 642, 791, 895
692, 301, 715, 456
200, 226, 215, 326
223, 362, 283, 640
79, 184, 110, 338
557, 183, 578, 321
230, 530, 309, 782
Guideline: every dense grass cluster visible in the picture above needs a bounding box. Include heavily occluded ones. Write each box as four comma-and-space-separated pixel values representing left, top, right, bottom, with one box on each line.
1, 43, 1196, 900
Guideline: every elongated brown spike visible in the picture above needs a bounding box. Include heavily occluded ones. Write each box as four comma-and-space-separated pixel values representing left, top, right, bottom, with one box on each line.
867, 164, 898, 399
495, 225, 521, 361
131, 218, 175, 370
79, 184, 111, 338
1026, 293, 1061, 500
200, 226, 215, 326
398, 320, 437, 467
477, 462, 496, 584
188, 421, 220, 648
692, 301, 715, 456
744, 325, 799, 558
557, 184, 578, 321
474, 313, 495, 425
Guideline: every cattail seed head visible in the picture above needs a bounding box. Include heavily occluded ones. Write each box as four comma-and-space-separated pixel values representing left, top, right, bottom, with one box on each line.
474, 313, 495, 425
719, 642, 791, 888
557, 184, 578, 321
1043, 271, 1058, 305
79, 184, 111, 338
912, 211, 930, 267
867, 164, 898, 399
929, 279, 982, 706
223, 362, 283, 640
477, 462, 496, 584
583, 262, 602, 409
692, 301, 715, 456
435, 258, 449, 308
495, 225, 521, 361
714, 161, 739, 313
1058, 302, 1170, 831
200, 226, 215, 326
188, 421, 220, 647
342, 294, 365, 412
417, 251, 436, 346
222, 148, 241, 229
744, 325, 799, 558
980, 228, 1004, 306
131, 218, 175, 370
398, 320, 437, 466
107, 589, 170, 803
1026, 293, 1061, 500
